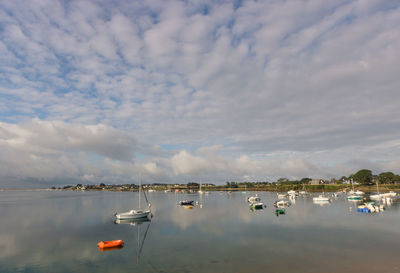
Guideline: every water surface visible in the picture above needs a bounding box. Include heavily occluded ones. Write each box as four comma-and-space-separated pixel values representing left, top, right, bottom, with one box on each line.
1, 190, 400, 273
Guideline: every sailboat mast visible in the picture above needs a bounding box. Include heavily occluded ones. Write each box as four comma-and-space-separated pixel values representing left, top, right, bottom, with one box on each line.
139, 172, 141, 209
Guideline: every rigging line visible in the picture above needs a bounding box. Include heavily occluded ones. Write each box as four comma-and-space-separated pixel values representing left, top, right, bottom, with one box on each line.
143, 188, 150, 207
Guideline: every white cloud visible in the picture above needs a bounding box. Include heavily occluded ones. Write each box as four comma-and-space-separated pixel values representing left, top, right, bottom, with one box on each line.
0, 0, 400, 186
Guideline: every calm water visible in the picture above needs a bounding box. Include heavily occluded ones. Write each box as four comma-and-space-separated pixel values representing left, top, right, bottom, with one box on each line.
1, 190, 400, 273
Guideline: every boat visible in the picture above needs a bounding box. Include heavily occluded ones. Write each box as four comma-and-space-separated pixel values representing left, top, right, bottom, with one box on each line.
275, 208, 285, 215
115, 173, 151, 220
179, 200, 194, 206
277, 193, 288, 199
370, 180, 383, 200
347, 179, 362, 200
381, 191, 397, 198
247, 195, 261, 203
347, 195, 362, 200
274, 200, 290, 208
354, 190, 365, 195
198, 183, 204, 194
370, 193, 383, 200
97, 240, 124, 249
313, 194, 330, 202
287, 190, 298, 196
250, 202, 264, 210
357, 202, 384, 213
313, 200, 330, 206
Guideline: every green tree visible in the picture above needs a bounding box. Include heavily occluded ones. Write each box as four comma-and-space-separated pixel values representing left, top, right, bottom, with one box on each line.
378, 172, 395, 184
277, 178, 289, 183
353, 169, 373, 185
187, 182, 199, 189
339, 176, 348, 182
300, 178, 311, 184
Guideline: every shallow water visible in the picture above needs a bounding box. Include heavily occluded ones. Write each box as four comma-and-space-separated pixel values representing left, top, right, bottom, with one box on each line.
1, 190, 400, 273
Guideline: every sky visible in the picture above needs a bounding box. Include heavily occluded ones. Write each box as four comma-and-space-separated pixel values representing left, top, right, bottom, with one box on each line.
1, 0, 400, 187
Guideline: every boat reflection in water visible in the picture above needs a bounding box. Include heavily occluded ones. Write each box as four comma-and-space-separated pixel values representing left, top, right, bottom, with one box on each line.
115, 217, 151, 264
182, 204, 194, 210
114, 216, 151, 226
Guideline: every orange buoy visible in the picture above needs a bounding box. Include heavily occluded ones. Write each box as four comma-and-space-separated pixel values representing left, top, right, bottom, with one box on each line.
97, 240, 124, 249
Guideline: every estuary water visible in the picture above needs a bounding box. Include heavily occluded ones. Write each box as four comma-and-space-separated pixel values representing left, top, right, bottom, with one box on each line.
1, 190, 400, 273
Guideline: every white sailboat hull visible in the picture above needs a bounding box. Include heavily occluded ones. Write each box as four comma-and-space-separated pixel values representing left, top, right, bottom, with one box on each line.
116, 210, 151, 220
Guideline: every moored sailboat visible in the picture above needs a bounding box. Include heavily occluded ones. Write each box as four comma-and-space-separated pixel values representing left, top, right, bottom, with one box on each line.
115, 173, 151, 220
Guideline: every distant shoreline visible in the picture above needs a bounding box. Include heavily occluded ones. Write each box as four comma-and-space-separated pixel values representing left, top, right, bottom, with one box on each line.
2, 183, 397, 193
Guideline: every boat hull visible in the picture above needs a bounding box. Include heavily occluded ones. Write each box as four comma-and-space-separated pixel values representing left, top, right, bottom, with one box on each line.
250, 202, 264, 210
347, 195, 362, 200
97, 240, 124, 249
179, 200, 194, 206
115, 210, 151, 220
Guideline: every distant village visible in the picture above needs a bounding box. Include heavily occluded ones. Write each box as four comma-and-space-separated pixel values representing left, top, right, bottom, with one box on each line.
56, 169, 400, 192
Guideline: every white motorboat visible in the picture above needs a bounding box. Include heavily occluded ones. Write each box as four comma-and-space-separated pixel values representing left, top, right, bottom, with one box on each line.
354, 190, 365, 195
313, 195, 330, 202
115, 173, 151, 220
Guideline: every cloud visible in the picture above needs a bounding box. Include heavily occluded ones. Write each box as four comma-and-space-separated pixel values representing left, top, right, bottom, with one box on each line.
0, 119, 136, 184
0, 0, 400, 186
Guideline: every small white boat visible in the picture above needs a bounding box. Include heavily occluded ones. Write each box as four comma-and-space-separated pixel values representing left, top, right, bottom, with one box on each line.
313, 195, 330, 202
354, 190, 365, 195
247, 195, 261, 203
287, 190, 298, 196
274, 200, 290, 207
277, 193, 288, 199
